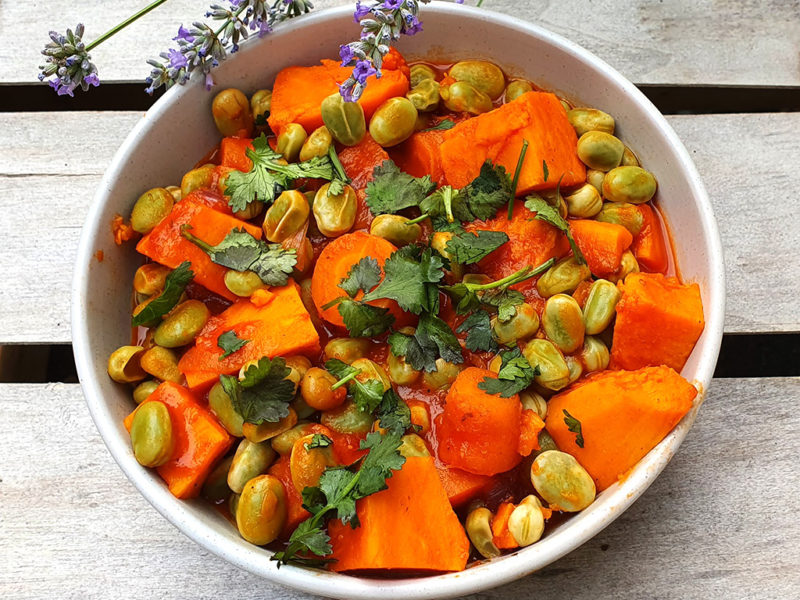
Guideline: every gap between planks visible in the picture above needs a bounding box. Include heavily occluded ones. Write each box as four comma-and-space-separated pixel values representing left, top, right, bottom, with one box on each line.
0, 378, 798, 599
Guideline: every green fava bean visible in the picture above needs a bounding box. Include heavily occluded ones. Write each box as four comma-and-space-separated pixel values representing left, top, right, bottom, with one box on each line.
505, 80, 533, 103
153, 300, 210, 348
263, 189, 310, 242
165, 185, 182, 202
291, 395, 316, 420
564, 183, 603, 218
407, 79, 440, 112
398, 434, 431, 458
538, 430, 558, 453
212, 88, 254, 137
410, 63, 437, 88
565, 355, 583, 384
270, 423, 315, 456
321, 399, 373, 435
130, 187, 174, 234
233, 200, 264, 221
108, 345, 147, 384
567, 108, 615, 137
351, 358, 391, 392
369, 97, 418, 147
132, 380, 159, 404
227, 438, 277, 494
581, 335, 610, 373
133, 263, 171, 296
523, 339, 570, 391
181, 164, 215, 196
140, 346, 182, 383
449, 60, 505, 100
441, 81, 493, 115
422, 358, 463, 391
130, 400, 174, 468
324, 337, 370, 364
250, 89, 272, 129
321, 92, 366, 146
224, 270, 266, 297
595, 202, 644, 236
586, 169, 605, 194
299, 125, 333, 162
531, 450, 596, 511
508, 495, 546, 546
543, 294, 585, 354
491, 302, 540, 345
387, 352, 421, 386
608, 250, 640, 284
313, 183, 357, 237
536, 256, 591, 298
621, 146, 640, 167
577, 131, 625, 171
466, 507, 500, 559
583, 279, 621, 335
236, 474, 287, 545
520, 390, 547, 420
276, 123, 307, 163
208, 381, 244, 437
602, 166, 658, 204
369, 213, 421, 246
202, 455, 234, 503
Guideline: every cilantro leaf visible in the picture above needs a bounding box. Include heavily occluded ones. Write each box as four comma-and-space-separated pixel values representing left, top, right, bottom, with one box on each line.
224, 134, 335, 212
339, 257, 381, 298
335, 299, 395, 338
376, 388, 414, 436
219, 356, 295, 424
563, 409, 585, 448
422, 119, 456, 131
326, 358, 387, 415
524, 192, 586, 265
131, 261, 194, 327
478, 347, 539, 397
362, 246, 444, 314
182, 226, 296, 286
217, 330, 249, 359
272, 431, 405, 566
306, 433, 333, 450
542, 159, 549, 182
456, 310, 497, 352
326, 146, 351, 197
388, 313, 463, 372
444, 230, 509, 264
364, 160, 436, 216
463, 161, 513, 220
419, 186, 474, 225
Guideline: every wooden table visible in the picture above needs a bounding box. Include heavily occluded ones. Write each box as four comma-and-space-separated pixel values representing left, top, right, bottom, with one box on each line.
2, 1, 799, 597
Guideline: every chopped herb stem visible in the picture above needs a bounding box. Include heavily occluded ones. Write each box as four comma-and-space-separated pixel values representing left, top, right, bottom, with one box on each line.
179, 225, 214, 253
466, 259, 554, 292
331, 369, 361, 391
508, 139, 529, 220
404, 213, 430, 225
327, 146, 350, 183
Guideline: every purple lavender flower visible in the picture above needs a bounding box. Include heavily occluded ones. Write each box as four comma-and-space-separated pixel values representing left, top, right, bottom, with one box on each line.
38, 23, 101, 97
353, 1, 372, 23
173, 25, 195, 42
167, 48, 188, 69
352, 59, 377, 84
339, 44, 357, 66
383, 0, 403, 9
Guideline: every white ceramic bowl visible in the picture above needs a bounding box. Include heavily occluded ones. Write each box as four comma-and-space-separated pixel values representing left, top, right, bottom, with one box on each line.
72, 3, 725, 598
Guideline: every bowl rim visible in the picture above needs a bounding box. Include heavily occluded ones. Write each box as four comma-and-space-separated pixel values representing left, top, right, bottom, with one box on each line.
71, 2, 725, 598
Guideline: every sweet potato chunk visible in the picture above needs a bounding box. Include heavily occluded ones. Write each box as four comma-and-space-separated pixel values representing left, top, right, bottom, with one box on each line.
611, 272, 705, 371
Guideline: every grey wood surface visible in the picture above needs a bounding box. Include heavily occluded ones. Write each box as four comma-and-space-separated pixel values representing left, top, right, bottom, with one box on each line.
8, 0, 800, 87
1, 378, 798, 599
2, 111, 798, 343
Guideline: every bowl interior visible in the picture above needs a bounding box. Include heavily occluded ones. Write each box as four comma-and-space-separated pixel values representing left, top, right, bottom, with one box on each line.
72, 3, 724, 599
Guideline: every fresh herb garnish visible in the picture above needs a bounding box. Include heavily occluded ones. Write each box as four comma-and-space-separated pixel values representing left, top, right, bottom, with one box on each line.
131, 261, 194, 327
339, 257, 381, 298
325, 298, 395, 338
479, 347, 539, 397
387, 312, 463, 372
306, 434, 333, 450
364, 160, 436, 216
442, 260, 555, 315
563, 409, 585, 448
422, 119, 456, 131
542, 159, 549, 182
217, 330, 249, 359
181, 226, 296, 286
463, 161, 514, 221
456, 310, 497, 353
325, 359, 385, 414
326, 146, 351, 197
271, 431, 406, 567
224, 134, 336, 213
376, 388, 415, 435
219, 356, 295, 424
524, 185, 586, 265
444, 230, 509, 264
507, 139, 529, 219
362, 246, 444, 314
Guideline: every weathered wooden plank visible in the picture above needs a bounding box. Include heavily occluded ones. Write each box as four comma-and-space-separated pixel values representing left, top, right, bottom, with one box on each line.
7, 0, 800, 88
0, 378, 798, 598
1, 111, 798, 342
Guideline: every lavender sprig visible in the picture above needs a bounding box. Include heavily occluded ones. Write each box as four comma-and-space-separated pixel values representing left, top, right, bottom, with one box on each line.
145, 0, 314, 94
38, 24, 99, 97
338, 0, 431, 102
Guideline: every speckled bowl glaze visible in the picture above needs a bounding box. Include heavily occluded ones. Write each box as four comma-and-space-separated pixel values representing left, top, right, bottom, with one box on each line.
72, 3, 725, 598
